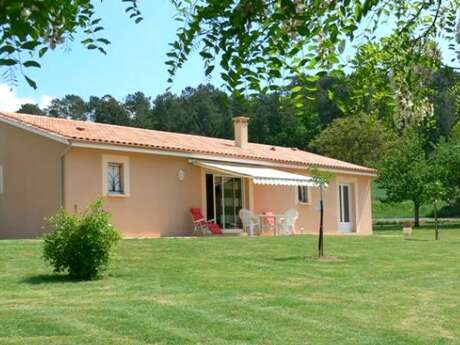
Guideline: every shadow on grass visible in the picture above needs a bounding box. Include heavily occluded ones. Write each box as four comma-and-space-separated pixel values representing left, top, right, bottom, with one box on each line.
273, 256, 304, 262
21, 274, 82, 285
404, 238, 431, 242
274, 255, 344, 263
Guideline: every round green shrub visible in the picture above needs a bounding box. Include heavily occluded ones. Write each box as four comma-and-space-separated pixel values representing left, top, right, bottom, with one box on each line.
42, 199, 121, 280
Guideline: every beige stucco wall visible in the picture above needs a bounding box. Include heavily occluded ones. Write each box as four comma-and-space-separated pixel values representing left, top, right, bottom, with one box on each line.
0, 123, 67, 238
355, 175, 373, 234
64, 148, 202, 237
252, 170, 373, 234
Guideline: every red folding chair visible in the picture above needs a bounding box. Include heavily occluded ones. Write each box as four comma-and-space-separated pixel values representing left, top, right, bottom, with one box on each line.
190, 208, 223, 236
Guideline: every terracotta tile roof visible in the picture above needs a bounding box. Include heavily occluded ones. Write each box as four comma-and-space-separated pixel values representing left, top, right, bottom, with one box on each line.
0, 111, 376, 174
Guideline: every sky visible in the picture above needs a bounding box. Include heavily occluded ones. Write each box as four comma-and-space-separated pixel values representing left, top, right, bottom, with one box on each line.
0, 1, 222, 111
0, 2, 458, 112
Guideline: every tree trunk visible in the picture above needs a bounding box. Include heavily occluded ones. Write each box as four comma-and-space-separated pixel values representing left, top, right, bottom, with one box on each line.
318, 187, 324, 257
434, 201, 439, 240
414, 201, 420, 228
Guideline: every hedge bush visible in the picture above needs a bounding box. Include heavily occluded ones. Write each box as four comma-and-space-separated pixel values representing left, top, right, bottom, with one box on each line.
43, 199, 121, 280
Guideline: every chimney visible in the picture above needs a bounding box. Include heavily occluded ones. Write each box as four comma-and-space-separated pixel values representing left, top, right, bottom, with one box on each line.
233, 116, 250, 148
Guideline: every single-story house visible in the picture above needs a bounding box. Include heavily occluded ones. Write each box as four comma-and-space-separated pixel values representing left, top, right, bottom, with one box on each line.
0, 112, 376, 239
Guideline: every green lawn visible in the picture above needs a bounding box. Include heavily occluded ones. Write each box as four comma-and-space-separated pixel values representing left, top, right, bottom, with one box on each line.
1, 230, 460, 345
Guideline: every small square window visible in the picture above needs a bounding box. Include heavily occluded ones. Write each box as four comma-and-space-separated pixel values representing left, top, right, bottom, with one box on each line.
102, 155, 130, 197
298, 186, 309, 204
107, 163, 123, 194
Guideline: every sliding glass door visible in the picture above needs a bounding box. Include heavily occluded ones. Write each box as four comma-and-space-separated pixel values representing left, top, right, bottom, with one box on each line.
206, 174, 243, 229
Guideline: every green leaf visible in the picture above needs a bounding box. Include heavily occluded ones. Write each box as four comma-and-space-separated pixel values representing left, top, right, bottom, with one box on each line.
0, 45, 15, 54
97, 38, 111, 45
291, 85, 302, 93
205, 65, 215, 75
0, 58, 17, 66
38, 47, 48, 58
21, 41, 40, 50
199, 51, 213, 59
24, 76, 37, 89
23, 60, 41, 68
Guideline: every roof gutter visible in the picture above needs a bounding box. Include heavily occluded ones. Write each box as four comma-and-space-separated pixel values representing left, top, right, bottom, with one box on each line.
0, 114, 69, 145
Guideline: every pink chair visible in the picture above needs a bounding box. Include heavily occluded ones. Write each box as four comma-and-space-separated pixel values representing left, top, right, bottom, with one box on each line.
261, 211, 276, 234
263, 211, 275, 226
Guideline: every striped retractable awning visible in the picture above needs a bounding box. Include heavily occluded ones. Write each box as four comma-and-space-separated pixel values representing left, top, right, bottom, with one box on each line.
192, 160, 319, 187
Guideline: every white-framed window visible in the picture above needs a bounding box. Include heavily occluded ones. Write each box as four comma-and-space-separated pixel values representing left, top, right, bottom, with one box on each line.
108, 163, 123, 194
297, 186, 310, 204
102, 155, 130, 197
0, 165, 3, 194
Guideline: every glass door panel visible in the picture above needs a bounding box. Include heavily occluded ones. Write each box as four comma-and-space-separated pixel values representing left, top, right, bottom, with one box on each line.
233, 178, 242, 227
214, 176, 223, 227
224, 177, 243, 228
223, 177, 234, 228
339, 184, 352, 232
212, 175, 243, 229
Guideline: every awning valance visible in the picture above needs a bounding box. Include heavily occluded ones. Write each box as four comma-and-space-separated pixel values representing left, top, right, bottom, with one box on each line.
192, 160, 318, 187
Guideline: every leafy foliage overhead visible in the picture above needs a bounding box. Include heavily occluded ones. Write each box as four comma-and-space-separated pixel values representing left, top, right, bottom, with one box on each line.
168, 0, 460, 96
0, 0, 142, 88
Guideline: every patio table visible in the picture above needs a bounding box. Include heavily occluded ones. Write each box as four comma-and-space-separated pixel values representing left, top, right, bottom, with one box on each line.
258, 214, 286, 236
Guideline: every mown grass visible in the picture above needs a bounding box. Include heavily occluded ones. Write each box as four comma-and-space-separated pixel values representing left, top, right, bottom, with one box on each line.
1, 229, 460, 345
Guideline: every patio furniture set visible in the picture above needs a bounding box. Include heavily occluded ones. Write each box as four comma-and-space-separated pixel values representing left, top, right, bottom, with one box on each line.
190, 208, 299, 237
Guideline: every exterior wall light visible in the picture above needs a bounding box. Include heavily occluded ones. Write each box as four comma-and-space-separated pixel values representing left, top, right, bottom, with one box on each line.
178, 169, 185, 181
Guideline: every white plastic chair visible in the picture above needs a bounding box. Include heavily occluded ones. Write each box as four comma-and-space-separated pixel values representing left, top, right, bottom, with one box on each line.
278, 209, 299, 235
239, 209, 260, 236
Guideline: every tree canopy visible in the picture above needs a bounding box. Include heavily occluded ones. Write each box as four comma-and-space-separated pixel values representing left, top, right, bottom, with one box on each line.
17, 103, 45, 115
47, 95, 87, 120
309, 115, 395, 167
377, 134, 432, 226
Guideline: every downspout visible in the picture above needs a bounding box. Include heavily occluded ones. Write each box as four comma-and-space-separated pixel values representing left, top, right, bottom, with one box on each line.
60, 141, 73, 209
